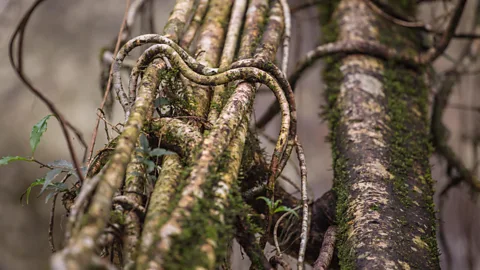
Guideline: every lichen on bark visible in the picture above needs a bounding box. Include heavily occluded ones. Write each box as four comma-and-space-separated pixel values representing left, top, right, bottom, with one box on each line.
321, 0, 439, 269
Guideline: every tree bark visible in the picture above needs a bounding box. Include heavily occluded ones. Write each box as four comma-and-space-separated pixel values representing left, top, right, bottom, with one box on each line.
323, 0, 439, 269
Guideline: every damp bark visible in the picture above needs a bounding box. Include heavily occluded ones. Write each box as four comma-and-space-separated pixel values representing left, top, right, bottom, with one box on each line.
323, 0, 439, 269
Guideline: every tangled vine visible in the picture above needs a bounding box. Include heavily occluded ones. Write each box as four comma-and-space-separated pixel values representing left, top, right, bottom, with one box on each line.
6, 0, 480, 269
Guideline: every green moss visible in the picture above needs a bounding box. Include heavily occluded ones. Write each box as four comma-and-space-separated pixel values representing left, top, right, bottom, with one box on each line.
157, 67, 197, 113
162, 152, 246, 269
374, 2, 439, 264
319, 3, 355, 267
319, 0, 439, 267
110, 210, 126, 225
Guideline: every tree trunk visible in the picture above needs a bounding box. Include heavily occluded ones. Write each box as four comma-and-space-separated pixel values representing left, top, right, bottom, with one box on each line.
322, 0, 439, 269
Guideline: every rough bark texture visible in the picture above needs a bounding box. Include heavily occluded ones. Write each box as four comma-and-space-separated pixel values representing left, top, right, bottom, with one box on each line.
323, 0, 439, 269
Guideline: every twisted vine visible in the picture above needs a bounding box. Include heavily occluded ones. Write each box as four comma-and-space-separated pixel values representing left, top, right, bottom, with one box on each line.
51, 1, 314, 269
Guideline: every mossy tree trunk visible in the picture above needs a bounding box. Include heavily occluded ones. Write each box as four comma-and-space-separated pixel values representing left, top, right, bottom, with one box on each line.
322, 0, 439, 269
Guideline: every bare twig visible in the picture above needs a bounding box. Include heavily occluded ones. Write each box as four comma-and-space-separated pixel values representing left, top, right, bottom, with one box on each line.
49, 174, 71, 253
421, 0, 467, 63
365, 0, 428, 29
96, 109, 122, 134
431, 13, 480, 264
9, 0, 86, 184
296, 138, 309, 270
88, 0, 132, 163
273, 206, 301, 255
279, 0, 291, 76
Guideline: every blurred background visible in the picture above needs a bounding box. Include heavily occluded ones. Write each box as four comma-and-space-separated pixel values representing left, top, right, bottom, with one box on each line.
0, 0, 479, 269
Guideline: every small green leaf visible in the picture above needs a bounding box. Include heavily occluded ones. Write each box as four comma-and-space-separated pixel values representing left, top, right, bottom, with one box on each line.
256, 196, 273, 209
48, 159, 73, 170
0, 156, 31, 165
143, 160, 156, 174
148, 174, 157, 183
139, 134, 149, 152
149, 148, 175, 157
51, 182, 68, 192
154, 97, 170, 107
71, 166, 87, 180
21, 178, 45, 205
273, 205, 299, 218
30, 115, 52, 155
273, 199, 282, 209
41, 168, 62, 193
45, 192, 57, 204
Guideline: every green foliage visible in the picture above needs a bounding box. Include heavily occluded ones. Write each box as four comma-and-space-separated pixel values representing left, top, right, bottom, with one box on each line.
134, 133, 175, 183
149, 148, 173, 157
0, 115, 80, 207
256, 196, 299, 217
42, 168, 63, 193
49, 159, 86, 180
0, 156, 31, 165
154, 97, 170, 107
20, 177, 68, 205
30, 115, 52, 155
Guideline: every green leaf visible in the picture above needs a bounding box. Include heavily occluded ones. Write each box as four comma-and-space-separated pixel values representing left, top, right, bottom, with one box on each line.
154, 97, 170, 107
48, 160, 86, 179
139, 134, 149, 152
143, 160, 156, 174
41, 168, 62, 193
273, 205, 299, 218
30, 115, 52, 155
45, 192, 57, 204
50, 182, 68, 192
273, 199, 282, 209
0, 156, 31, 165
256, 196, 273, 209
149, 148, 175, 157
21, 178, 45, 205
48, 159, 73, 170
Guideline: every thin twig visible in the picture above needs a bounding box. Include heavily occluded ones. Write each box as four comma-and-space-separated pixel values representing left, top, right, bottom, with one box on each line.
421, 0, 467, 63
88, 0, 132, 163
279, 0, 291, 76
279, 175, 301, 193
296, 137, 309, 270
9, 0, 86, 184
273, 206, 301, 255
97, 109, 122, 134
365, 0, 429, 29
49, 174, 71, 253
